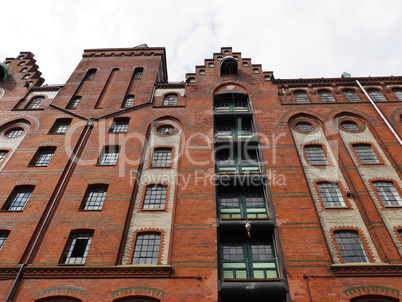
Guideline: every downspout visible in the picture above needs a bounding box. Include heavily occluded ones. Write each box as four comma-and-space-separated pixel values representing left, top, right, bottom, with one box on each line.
356, 80, 402, 146
5, 118, 94, 302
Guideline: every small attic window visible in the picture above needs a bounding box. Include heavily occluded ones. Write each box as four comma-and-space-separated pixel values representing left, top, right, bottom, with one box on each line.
199, 70, 205, 75
220, 56, 238, 76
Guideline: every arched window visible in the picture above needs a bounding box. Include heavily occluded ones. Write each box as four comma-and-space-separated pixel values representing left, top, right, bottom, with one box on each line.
2, 185, 35, 211
220, 56, 238, 75
113, 296, 160, 302
293, 91, 310, 103
392, 87, 402, 101
334, 230, 367, 263
4, 127, 24, 138
372, 181, 402, 206
163, 94, 178, 106
83, 69, 96, 81
343, 89, 361, 102
36, 296, 82, 302
0, 230, 10, 250
80, 184, 108, 210
142, 184, 167, 209
133, 232, 161, 264
318, 90, 336, 102
304, 145, 328, 165
24, 96, 44, 109
317, 182, 345, 207
133, 67, 143, 79
66, 96, 81, 109
367, 88, 387, 102
122, 95, 134, 108
351, 295, 399, 302
61, 230, 94, 264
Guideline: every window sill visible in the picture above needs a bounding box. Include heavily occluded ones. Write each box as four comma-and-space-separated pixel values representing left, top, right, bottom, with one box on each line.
323, 206, 349, 209
223, 278, 281, 282
141, 208, 165, 211
96, 164, 117, 166
384, 205, 402, 208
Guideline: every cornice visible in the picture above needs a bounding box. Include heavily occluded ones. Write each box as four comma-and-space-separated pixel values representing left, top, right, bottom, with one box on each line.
332, 263, 402, 276
274, 76, 402, 86
155, 82, 185, 89
0, 265, 172, 279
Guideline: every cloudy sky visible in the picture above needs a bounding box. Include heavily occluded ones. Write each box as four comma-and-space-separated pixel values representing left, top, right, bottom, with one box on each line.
2, 0, 402, 84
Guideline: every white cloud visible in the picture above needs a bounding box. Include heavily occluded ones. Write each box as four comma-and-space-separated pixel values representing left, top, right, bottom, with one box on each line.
1, 0, 402, 83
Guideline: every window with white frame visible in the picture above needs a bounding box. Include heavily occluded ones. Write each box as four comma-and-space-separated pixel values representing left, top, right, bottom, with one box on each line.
151, 148, 172, 168
143, 184, 167, 209
392, 88, 402, 101
5, 127, 24, 138
317, 182, 345, 207
109, 118, 129, 133
163, 94, 178, 106
293, 91, 311, 103
66, 96, 81, 109
24, 96, 44, 109
342, 89, 361, 102
133, 232, 161, 264
2, 186, 34, 211
62, 232, 93, 264
122, 95, 134, 108
367, 88, 387, 102
373, 181, 402, 206
0, 231, 9, 250
304, 145, 328, 165
98, 145, 120, 165
0, 150, 8, 163
353, 144, 380, 164
29, 147, 56, 167
334, 231, 367, 263
49, 119, 72, 134
80, 184, 108, 210
318, 90, 336, 102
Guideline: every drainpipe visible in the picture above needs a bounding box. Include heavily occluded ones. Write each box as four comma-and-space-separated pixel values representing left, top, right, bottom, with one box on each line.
5, 119, 94, 302
356, 80, 402, 146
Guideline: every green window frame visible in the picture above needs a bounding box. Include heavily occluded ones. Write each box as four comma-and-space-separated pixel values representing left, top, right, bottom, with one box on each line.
218, 185, 268, 219
216, 147, 260, 173
221, 238, 278, 279
214, 94, 249, 112
215, 117, 253, 139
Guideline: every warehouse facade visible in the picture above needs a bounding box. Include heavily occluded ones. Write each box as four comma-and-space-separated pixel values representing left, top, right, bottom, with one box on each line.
1, 46, 402, 301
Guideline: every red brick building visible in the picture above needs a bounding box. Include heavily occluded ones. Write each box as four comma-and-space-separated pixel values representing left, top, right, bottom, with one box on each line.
1, 46, 402, 301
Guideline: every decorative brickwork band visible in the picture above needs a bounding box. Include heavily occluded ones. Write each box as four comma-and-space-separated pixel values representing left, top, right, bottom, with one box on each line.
34, 287, 88, 299
344, 286, 399, 299
111, 286, 165, 298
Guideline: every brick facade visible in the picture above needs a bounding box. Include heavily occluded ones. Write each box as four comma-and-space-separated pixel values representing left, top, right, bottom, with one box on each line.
1, 46, 402, 301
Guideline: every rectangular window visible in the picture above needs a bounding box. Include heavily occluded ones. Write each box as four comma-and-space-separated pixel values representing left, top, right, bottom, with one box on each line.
24, 97, 44, 109
373, 181, 402, 206
216, 146, 260, 174
317, 182, 345, 207
133, 233, 160, 264
335, 231, 367, 263
304, 145, 328, 165
0, 150, 8, 163
214, 94, 249, 112
81, 185, 108, 210
0, 232, 9, 250
151, 148, 172, 168
62, 232, 93, 264
218, 185, 268, 219
221, 239, 278, 279
215, 117, 253, 139
29, 147, 56, 167
49, 119, 72, 134
3, 186, 34, 211
143, 185, 167, 209
353, 144, 380, 164
98, 145, 120, 166
109, 118, 129, 134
